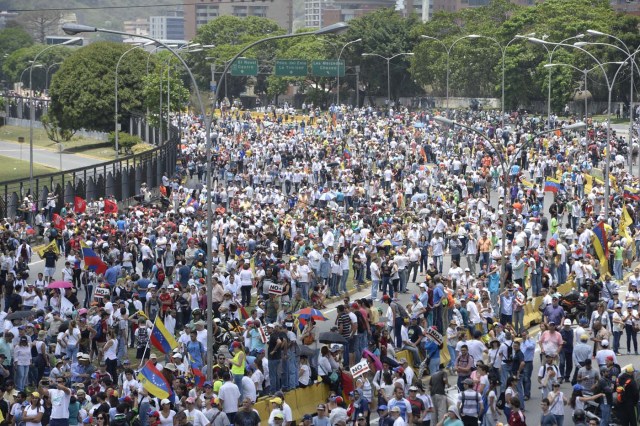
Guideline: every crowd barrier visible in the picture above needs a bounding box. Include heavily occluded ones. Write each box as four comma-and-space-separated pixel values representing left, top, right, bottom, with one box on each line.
523, 279, 575, 328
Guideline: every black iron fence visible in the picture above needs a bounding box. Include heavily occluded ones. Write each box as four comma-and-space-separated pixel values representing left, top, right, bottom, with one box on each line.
0, 95, 179, 220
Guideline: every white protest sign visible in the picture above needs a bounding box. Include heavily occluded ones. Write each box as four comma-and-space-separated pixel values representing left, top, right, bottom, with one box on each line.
268, 283, 284, 295
350, 359, 370, 379
424, 327, 443, 345
93, 286, 110, 301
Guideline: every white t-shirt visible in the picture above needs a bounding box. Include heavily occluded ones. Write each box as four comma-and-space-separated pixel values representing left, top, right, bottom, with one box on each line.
218, 381, 241, 413
49, 388, 71, 419
159, 410, 176, 426
25, 404, 44, 426
185, 408, 209, 426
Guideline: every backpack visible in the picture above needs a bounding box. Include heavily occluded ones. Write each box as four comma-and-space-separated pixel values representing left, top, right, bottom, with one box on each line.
460, 390, 481, 417
156, 267, 166, 284
393, 302, 409, 319
495, 391, 506, 410
95, 320, 105, 340
136, 327, 149, 349
354, 311, 367, 334
616, 377, 633, 405
504, 342, 514, 363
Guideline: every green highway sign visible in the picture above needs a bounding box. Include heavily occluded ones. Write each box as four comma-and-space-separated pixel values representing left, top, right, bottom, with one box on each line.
311, 60, 345, 77
230, 58, 258, 76
275, 59, 308, 77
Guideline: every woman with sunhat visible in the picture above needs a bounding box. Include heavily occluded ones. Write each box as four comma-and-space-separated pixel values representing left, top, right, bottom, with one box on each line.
22, 391, 44, 426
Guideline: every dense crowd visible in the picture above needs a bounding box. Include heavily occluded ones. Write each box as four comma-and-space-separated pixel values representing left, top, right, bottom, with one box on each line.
0, 103, 638, 426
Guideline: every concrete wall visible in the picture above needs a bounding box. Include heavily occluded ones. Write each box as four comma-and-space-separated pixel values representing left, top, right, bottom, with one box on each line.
6, 118, 108, 142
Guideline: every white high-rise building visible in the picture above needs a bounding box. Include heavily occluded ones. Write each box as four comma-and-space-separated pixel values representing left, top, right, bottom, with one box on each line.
305, 0, 323, 28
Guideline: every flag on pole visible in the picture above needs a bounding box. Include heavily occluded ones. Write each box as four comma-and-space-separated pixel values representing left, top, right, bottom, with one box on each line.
74, 196, 87, 214
104, 199, 118, 214
188, 354, 206, 387
592, 221, 609, 274
80, 241, 108, 275
137, 360, 173, 399
150, 316, 179, 354
544, 178, 563, 193
37, 240, 60, 258
52, 214, 65, 230
620, 205, 633, 239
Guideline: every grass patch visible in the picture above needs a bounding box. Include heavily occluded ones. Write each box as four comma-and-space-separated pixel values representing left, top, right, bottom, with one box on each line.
0, 125, 115, 160
0, 155, 58, 182
591, 115, 629, 125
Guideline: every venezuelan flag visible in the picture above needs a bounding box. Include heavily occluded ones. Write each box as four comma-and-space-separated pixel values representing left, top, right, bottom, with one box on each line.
150, 316, 178, 354
343, 148, 352, 159
623, 186, 640, 201
544, 177, 563, 193
189, 355, 206, 387
593, 221, 609, 274
81, 241, 108, 275
137, 360, 173, 399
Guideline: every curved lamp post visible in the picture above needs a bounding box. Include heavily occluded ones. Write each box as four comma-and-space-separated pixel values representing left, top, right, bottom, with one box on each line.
361, 52, 414, 106
115, 41, 156, 160
544, 61, 625, 128
45, 62, 63, 92
336, 38, 362, 106
29, 37, 81, 198
435, 115, 586, 286
526, 37, 638, 218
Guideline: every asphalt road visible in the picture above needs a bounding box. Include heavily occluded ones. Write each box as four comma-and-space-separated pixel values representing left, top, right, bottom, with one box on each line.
0, 139, 103, 170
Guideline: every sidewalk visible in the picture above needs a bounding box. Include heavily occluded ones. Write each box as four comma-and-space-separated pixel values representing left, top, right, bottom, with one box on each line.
0, 139, 103, 169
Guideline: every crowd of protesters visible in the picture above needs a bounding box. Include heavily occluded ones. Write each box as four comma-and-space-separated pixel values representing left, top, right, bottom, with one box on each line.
0, 100, 638, 426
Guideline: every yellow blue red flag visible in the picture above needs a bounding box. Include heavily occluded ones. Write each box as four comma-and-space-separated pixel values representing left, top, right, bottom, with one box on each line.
137, 360, 173, 399
150, 316, 178, 354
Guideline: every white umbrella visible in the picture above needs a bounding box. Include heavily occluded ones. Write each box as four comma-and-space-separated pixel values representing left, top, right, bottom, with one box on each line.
318, 192, 336, 201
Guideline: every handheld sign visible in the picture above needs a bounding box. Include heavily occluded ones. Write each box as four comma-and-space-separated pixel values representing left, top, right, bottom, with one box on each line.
350, 359, 370, 379
259, 326, 271, 344
94, 286, 110, 301
268, 283, 284, 295
424, 327, 443, 345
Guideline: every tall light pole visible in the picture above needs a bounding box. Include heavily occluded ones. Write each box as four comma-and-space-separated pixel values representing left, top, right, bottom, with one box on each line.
585, 29, 636, 170
575, 36, 640, 176
420, 34, 484, 115
434, 116, 586, 285
361, 52, 414, 106
463, 34, 532, 129
336, 38, 361, 106
29, 37, 81, 198
525, 34, 584, 127
45, 62, 62, 92
19, 64, 42, 94
115, 41, 155, 160
544, 61, 625, 128
528, 37, 637, 217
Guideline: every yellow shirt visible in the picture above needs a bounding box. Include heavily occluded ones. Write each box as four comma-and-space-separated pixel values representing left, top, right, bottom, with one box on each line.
231, 351, 246, 375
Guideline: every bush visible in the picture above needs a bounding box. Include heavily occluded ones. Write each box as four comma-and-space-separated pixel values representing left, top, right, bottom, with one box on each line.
107, 131, 143, 155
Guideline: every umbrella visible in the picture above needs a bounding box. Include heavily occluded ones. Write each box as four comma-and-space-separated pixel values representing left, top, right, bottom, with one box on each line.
362, 349, 383, 371
299, 345, 315, 358
327, 161, 340, 168
413, 122, 426, 128
319, 331, 347, 344
294, 307, 328, 321
377, 239, 393, 247
318, 192, 336, 201
6, 310, 37, 320
47, 281, 72, 289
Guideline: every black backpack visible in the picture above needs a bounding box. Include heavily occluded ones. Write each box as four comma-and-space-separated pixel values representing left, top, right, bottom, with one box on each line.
354, 311, 367, 334
504, 342, 514, 363
496, 391, 506, 410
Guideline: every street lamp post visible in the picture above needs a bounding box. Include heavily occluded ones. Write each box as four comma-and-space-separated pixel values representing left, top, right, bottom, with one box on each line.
544, 62, 625, 127
361, 52, 414, 106
527, 37, 637, 218
29, 37, 81, 198
19, 64, 42, 95
115, 42, 155, 160
45, 62, 62, 92
434, 116, 585, 285
526, 34, 584, 127
420, 35, 481, 114
336, 38, 361, 106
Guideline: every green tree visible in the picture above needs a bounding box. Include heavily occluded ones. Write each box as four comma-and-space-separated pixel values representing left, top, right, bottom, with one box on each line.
108, 131, 142, 155
48, 42, 152, 133
41, 113, 76, 144
142, 60, 190, 128
3, 44, 73, 92
344, 8, 423, 104
0, 27, 33, 83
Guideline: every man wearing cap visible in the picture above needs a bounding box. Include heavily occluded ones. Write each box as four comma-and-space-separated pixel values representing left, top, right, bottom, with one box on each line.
539, 321, 563, 359
313, 404, 329, 426
389, 406, 405, 426
387, 387, 412, 424
39, 375, 71, 426
595, 339, 616, 368
328, 396, 348, 426
457, 378, 483, 426
184, 396, 209, 426
558, 319, 574, 383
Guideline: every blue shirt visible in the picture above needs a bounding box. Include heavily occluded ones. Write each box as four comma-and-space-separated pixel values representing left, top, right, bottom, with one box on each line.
433, 285, 445, 304
104, 265, 121, 286
137, 278, 150, 299
521, 337, 536, 362
488, 273, 500, 294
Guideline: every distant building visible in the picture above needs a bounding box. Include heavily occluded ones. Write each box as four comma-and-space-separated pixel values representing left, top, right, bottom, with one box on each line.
0, 11, 18, 29
304, 0, 323, 28
124, 18, 149, 36
183, 0, 293, 40
150, 15, 184, 40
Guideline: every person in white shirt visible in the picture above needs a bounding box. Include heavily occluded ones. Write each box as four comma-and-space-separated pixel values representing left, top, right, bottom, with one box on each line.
184, 397, 210, 426
218, 372, 241, 422
38, 376, 71, 425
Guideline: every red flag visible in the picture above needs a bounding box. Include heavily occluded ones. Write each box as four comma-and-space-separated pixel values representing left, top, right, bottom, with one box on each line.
74, 196, 86, 214
239, 305, 249, 320
52, 214, 65, 230
104, 199, 118, 214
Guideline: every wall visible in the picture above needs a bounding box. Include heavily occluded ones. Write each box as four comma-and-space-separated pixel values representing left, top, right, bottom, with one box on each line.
6, 118, 108, 142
